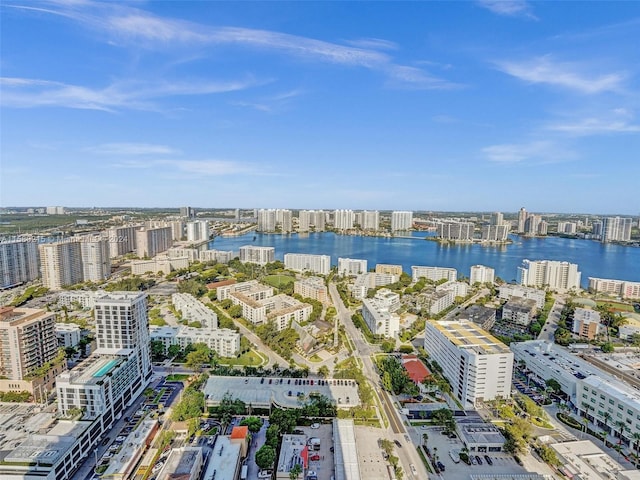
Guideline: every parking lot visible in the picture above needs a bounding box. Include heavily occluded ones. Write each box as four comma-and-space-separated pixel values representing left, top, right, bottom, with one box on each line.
354, 427, 395, 480
421, 426, 529, 479
296, 423, 335, 480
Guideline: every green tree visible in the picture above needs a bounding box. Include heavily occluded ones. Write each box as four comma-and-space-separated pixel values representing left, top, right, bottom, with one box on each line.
150, 340, 166, 362
601, 342, 615, 353
318, 365, 330, 379
185, 343, 212, 371
228, 304, 243, 318
545, 378, 562, 394
255, 445, 276, 470
239, 416, 263, 433
289, 463, 302, 480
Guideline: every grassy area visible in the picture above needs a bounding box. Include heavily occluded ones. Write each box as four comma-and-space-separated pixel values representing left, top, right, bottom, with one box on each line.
166, 374, 190, 382
219, 349, 266, 367
262, 274, 295, 289
597, 300, 636, 313
309, 354, 323, 363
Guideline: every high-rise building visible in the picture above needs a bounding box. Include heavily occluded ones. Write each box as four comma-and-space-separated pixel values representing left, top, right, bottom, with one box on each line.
411, 265, 457, 282
437, 222, 474, 241
333, 210, 355, 230
0, 307, 58, 381
46, 206, 65, 215
557, 222, 577, 234
391, 211, 413, 231
80, 236, 111, 282
39, 240, 83, 290
481, 224, 510, 241
517, 207, 528, 234
490, 212, 505, 226
284, 253, 331, 275
470, 265, 495, 285
180, 206, 196, 218
524, 214, 542, 235
602, 217, 633, 243
362, 210, 380, 230
277, 209, 293, 233
337, 258, 367, 276
0, 240, 40, 289
518, 259, 581, 292
135, 226, 172, 258
186, 220, 209, 242
424, 320, 513, 408
298, 210, 312, 232
239, 245, 275, 265
106, 225, 138, 258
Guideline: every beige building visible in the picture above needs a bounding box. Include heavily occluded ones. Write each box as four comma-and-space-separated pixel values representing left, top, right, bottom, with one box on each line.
0, 239, 40, 289
39, 240, 83, 290
294, 277, 329, 303
135, 226, 172, 258
375, 264, 403, 276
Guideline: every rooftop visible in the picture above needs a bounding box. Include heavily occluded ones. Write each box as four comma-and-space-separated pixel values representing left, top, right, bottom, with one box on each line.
429, 320, 511, 355
401, 355, 431, 384
551, 440, 640, 480
202, 436, 241, 480
57, 354, 124, 385
277, 434, 307, 474
458, 422, 505, 446
159, 447, 202, 478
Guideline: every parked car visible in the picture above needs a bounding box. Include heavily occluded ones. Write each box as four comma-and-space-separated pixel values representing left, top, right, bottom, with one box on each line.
310, 454, 320, 461
257, 470, 273, 479
475, 455, 483, 465
394, 439, 402, 448
436, 461, 445, 472
310, 423, 320, 429
484, 455, 493, 465
470, 455, 477, 465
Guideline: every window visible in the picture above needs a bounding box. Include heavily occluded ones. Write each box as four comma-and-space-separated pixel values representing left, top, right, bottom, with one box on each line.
609, 399, 615, 405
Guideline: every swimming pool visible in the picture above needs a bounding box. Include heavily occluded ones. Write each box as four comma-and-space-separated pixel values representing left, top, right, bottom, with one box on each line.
92, 359, 119, 377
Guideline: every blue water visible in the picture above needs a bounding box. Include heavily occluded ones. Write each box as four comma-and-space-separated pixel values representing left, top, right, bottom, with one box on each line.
93, 359, 119, 377
209, 232, 640, 287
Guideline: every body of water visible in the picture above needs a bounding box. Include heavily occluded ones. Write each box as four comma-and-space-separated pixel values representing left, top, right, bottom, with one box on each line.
209, 232, 640, 288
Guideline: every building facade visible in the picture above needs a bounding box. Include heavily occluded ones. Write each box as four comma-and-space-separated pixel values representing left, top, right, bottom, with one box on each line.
337, 257, 367, 276
0, 240, 40, 289
135, 226, 173, 258
518, 259, 581, 292
391, 211, 413, 231
470, 265, 495, 285
239, 245, 275, 265
284, 253, 331, 275
39, 240, 83, 290
411, 265, 457, 282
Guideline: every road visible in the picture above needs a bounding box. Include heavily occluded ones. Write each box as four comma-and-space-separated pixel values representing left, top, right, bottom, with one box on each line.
328, 283, 430, 480
538, 295, 565, 342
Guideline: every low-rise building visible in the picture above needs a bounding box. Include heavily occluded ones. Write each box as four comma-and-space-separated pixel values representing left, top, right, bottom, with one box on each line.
550, 440, 639, 480
458, 305, 497, 331
130, 256, 189, 275
457, 422, 505, 453
588, 277, 640, 300
276, 434, 308, 480
172, 293, 218, 328
401, 355, 432, 387
420, 290, 455, 316
101, 420, 158, 480
470, 265, 495, 285
351, 272, 399, 300
294, 277, 329, 304
217, 280, 273, 302
619, 316, 640, 340
156, 447, 204, 480
150, 325, 240, 357
411, 265, 457, 282
572, 307, 603, 340
502, 297, 537, 326
201, 436, 243, 480
375, 264, 403, 276
199, 248, 234, 264
361, 289, 401, 338
55, 323, 82, 348
498, 284, 546, 309
436, 280, 469, 298
284, 253, 331, 275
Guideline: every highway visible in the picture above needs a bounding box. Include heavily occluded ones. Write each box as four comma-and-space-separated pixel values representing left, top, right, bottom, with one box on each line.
328, 283, 430, 480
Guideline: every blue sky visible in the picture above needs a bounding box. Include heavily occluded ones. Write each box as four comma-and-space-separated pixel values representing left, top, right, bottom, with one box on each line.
1, 1, 639, 214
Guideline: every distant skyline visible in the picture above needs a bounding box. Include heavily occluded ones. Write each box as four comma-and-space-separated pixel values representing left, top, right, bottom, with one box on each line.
1, 1, 639, 214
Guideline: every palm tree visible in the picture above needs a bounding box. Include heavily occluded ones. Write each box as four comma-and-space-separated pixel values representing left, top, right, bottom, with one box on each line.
603, 412, 612, 433
615, 420, 627, 445
289, 464, 302, 480
631, 432, 640, 464
422, 433, 429, 447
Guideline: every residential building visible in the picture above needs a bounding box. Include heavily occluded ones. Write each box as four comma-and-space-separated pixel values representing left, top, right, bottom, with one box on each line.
167, 220, 185, 241
458, 305, 497, 331
167, 247, 199, 261
588, 277, 640, 299
277, 209, 293, 233
550, 440, 639, 480
130, 256, 189, 275
202, 436, 243, 480
481, 224, 510, 241
375, 264, 403, 276
361, 210, 380, 230
180, 206, 196, 219
234, 293, 312, 330
352, 272, 399, 299
217, 280, 273, 302
276, 435, 307, 480
436, 280, 469, 298
156, 447, 204, 480
58, 290, 104, 309
284, 253, 331, 275
299, 210, 326, 232
80, 235, 111, 282
411, 265, 457, 282
391, 211, 413, 231
501, 297, 537, 326
256, 209, 276, 232
334, 209, 355, 230
337, 257, 367, 276
437, 221, 474, 241
186, 220, 209, 242
0, 239, 40, 289
150, 325, 240, 358
55, 323, 82, 348
557, 221, 577, 234
172, 293, 218, 328
470, 265, 495, 285
106, 225, 138, 258
424, 320, 513, 408
199, 248, 234, 264
239, 245, 275, 265
46, 206, 66, 215
572, 307, 603, 340
361, 289, 401, 338
298, 210, 312, 232
524, 214, 543, 236
135, 226, 172, 258
490, 212, 505, 226
602, 216, 633, 243
498, 284, 546, 308
517, 207, 528, 234
39, 240, 83, 290
518, 259, 581, 292
294, 277, 329, 303
421, 290, 455, 315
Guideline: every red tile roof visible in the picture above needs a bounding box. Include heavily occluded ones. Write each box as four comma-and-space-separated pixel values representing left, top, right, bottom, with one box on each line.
230, 425, 249, 439
206, 279, 236, 290
401, 355, 431, 384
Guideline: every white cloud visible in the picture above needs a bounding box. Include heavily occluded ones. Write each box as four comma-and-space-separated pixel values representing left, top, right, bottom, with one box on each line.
88, 143, 181, 155
483, 140, 574, 164
343, 38, 399, 51
548, 118, 640, 135
0, 76, 262, 111
477, 0, 537, 19
495, 55, 625, 94
109, 158, 258, 176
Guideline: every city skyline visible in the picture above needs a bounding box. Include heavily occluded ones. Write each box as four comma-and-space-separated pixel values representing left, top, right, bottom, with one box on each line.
1, 1, 639, 213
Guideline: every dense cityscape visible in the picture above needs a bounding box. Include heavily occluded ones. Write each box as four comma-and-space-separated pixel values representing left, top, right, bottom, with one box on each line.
0, 207, 639, 480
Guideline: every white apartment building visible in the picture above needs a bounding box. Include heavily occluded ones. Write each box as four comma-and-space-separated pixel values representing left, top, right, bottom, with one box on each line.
498, 284, 546, 308
130, 256, 189, 275
46, 206, 65, 215
217, 280, 274, 302
58, 290, 104, 309
391, 211, 413, 231
502, 297, 537, 326
294, 277, 328, 303
470, 265, 495, 285
257, 209, 277, 232
168, 219, 185, 241
334, 209, 355, 230
352, 272, 400, 299
39, 240, 83, 290
421, 290, 455, 315
490, 212, 505, 225
55, 323, 82, 348
0, 239, 40, 289
361, 289, 401, 338
436, 280, 469, 298
411, 265, 457, 282
172, 293, 218, 328
80, 235, 111, 282
106, 225, 138, 258
199, 248, 234, 264
338, 257, 368, 276
150, 325, 240, 357
518, 259, 581, 292
481, 224, 510, 241
277, 209, 293, 233
424, 320, 513, 408
298, 210, 326, 232
186, 220, 209, 242
602, 216, 633, 243
239, 245, 275, 265
588, 277, 640, 299
167, 247, 200, 261
135, 226, 173, 258
437, 221, 474, 241
557, 221, 578, 234
284, 253, 331, 275
572, 307, 604, 340
361, 210, 380, 230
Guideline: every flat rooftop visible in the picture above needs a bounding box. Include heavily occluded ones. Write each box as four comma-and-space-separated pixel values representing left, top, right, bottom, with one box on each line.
278, 434, 307, 474
204, 376, 360, 409
458, 423, 505, 446
160, 446, 202, 477
202, 436, 241, 480
102, 419, 157, 478
551, 440, 640, 480
58, 354, 124, 385
429, 320, 511, 355
333, 419, 360, 480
